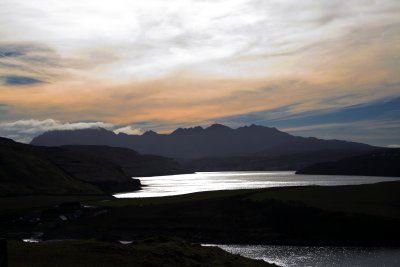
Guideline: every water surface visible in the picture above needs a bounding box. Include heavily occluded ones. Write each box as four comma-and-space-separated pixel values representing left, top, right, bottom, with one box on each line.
205, 244, 400, 267
115, 171, 399, 198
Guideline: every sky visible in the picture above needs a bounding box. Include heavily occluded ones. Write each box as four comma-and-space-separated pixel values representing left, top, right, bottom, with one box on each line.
0, 0, 399, 146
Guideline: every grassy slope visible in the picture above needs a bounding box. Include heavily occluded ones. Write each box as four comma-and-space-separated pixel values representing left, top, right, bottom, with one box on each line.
247, 181, 400, 220
0, 143, 102, 196
0, 137, 190, 196
46, 182, 400, 244
0, 195, 111, 212
8, 238, 275, 267
1, 181, 400, 245
95, 181, 400, 220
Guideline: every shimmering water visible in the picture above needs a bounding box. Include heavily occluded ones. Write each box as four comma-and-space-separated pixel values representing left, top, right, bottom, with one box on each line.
114, 171, 400, 198
204, 245, 400, 267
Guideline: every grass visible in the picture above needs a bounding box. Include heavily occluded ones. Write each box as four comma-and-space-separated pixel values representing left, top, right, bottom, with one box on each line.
100, 189, 254, 207
0, 195, 111, 212
92, 181, 400, 220
246, 181, 400, 219
8, 238, 276, 267
1, 181, 400, 246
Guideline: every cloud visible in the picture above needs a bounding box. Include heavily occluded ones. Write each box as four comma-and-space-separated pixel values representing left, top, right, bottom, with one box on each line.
1, 75, 44, 86
0, 42, 63, 80
215, 96, 400, 147
113, 126, 142, 135
0, 0, 398, 80
388, 144, 400, 148
216, 96, 400, 128
0, 103, 8, 111
0, 119, 113, 143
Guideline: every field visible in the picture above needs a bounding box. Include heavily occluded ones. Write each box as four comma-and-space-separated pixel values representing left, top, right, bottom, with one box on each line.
1, 181, 399, 246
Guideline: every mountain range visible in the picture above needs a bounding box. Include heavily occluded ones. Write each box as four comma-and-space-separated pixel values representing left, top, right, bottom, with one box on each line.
31, 124, 376, 171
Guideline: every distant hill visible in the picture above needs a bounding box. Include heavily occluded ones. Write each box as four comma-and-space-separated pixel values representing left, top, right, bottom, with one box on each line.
296, 149, 400, 177
31, 124, 376, 170
0, 137, 188, 196
181, 149, 370, 171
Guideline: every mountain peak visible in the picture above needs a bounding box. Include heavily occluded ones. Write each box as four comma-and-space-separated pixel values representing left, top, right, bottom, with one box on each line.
171, 126, 204, 135
143, 130, 158, 136
205, 124, 232, 131
31, 127, 116, 146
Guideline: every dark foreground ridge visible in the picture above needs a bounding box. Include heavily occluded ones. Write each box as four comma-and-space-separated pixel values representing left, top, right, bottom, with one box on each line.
0, 137, 188, 196
9, 237, 276, 267
1, 181, 399, 246
296, 148, 400, 177
31, 124, 375, 170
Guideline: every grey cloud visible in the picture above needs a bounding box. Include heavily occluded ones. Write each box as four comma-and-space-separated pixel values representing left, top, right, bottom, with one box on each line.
0, 42, 63, 81
388, 144, 400, 148
0, 50, 24, 58
0, 103, 8, 110
0, 43, 60, 65
0, 104, 9, 119
1, 75, 44, 86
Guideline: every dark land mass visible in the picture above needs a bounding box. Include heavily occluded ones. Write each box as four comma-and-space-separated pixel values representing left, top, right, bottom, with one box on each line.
181, 149, 369, 171
2, 127, 399, 264
8, 237, 275, 267
31, 124, 375, 170
1, 181, 400, 246
297, 148, 400, 177
0, 137, 188, 196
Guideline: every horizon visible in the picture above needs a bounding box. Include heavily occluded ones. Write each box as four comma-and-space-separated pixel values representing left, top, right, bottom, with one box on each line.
0, 0, 399, 147
10, 122, 391, 148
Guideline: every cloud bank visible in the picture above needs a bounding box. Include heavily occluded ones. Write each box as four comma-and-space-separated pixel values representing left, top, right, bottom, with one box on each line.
0, 119, 112, 143
1, 94, 400, 147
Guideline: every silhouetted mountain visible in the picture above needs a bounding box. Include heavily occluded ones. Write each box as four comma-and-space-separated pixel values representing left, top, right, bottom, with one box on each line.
296, 148, 400, 177
31, 124, 374, 163
0, 137, 188, 196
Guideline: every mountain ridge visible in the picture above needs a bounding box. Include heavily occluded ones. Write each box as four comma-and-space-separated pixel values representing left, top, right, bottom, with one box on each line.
31, 124, 375, 162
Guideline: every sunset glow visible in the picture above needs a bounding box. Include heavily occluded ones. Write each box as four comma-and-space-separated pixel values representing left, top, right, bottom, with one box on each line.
0, 0, 399, 145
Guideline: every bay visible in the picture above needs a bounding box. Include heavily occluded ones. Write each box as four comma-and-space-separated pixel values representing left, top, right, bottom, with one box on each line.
115, 171, 400, 198
204, 244, 400, 267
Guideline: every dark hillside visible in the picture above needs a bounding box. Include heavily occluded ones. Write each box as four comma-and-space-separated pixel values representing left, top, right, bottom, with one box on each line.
297, 149, 400, 177
0, 137, 188, 196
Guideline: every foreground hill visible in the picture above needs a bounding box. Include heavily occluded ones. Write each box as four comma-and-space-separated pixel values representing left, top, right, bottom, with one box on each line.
1, 181, 399, 246
296, 149, 400, 177
0, 137, 187, 196
9, 238, 275, 267
0, 138, 102, 196
31, 124, 375, 169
